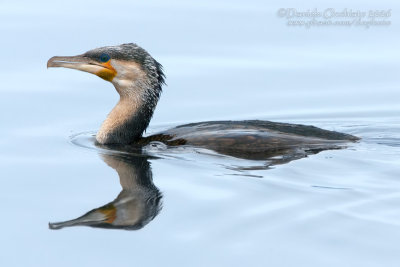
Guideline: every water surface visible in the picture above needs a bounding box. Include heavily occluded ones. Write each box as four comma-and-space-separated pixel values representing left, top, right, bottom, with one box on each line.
1, 0, 399, 266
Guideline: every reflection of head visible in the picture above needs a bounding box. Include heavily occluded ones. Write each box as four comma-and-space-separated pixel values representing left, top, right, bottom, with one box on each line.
49, 154, 162, 230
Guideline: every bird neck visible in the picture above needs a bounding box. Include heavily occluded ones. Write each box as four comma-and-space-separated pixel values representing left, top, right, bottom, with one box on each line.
96, 83, 159, 145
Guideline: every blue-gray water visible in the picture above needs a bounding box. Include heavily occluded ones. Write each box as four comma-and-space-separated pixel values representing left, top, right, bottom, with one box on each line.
1, 0, 399, 266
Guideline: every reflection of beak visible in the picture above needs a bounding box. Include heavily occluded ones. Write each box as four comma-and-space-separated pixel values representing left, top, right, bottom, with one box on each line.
47, 55, 116, 81
49, 204, 117, 230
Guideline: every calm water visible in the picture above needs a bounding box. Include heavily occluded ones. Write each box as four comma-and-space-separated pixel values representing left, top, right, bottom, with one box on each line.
1, 0, 400, 266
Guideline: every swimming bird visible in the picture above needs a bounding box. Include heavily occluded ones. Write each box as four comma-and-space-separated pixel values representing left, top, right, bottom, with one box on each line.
47, 43, 359, 160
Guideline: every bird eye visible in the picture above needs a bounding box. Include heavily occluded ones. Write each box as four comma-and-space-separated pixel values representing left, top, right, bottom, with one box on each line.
99, 53, 110, 63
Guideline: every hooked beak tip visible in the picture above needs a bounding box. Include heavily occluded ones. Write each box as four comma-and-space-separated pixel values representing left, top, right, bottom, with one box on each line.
47, 57, 54, 69
47, 56, 63, 69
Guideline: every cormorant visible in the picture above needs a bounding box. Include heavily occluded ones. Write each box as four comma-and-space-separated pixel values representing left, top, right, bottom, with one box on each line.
47, 43, 359, 160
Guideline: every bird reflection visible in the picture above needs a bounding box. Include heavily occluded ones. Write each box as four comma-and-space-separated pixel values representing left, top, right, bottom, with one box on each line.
49, 153, 162, 230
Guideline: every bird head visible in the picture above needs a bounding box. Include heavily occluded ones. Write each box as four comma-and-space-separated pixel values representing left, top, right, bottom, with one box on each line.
47, 43, 165, 97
